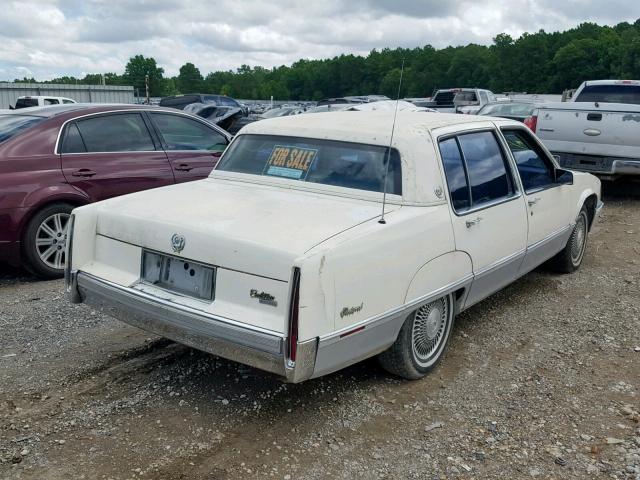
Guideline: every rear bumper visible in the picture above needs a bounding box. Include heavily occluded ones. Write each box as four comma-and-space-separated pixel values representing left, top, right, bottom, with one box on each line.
555, 152, 640, 176
67, 271, 317, 383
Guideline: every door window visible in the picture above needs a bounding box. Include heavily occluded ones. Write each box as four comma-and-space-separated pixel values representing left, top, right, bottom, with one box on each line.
502, 129, 555, 192
44, 98, 60, 105
75, 113, 155, 153
439, 138, 470, 211
61, 123, 86, 153
151, 113, 228, 152
458, 132, 514, 206
439, 131, 515, 212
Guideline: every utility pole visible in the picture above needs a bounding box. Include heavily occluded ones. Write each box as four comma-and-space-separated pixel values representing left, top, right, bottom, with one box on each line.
145, 74, 150, 105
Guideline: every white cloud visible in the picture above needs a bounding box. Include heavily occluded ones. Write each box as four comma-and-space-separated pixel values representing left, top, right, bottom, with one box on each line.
0, 0, 636, 81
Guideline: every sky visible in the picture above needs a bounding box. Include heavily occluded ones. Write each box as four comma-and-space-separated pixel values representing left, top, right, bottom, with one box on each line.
0, 0, 638, 81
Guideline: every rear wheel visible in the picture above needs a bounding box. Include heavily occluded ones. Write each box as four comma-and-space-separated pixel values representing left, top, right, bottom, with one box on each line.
23, 203, 74, 279
548, 206, 589, 274
378, 294, 454, 380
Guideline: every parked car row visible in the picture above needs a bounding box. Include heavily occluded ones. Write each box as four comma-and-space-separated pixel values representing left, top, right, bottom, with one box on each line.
0, 104, 231, 277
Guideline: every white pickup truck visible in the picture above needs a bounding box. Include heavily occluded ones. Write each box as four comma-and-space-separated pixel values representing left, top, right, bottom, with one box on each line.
425, 88, 497, 114
529, 80, 640, 178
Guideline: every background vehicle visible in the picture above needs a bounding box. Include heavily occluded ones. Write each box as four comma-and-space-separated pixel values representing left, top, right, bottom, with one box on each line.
0, 104, 231, 278
425, 88, 496, 113
259, 106, 305, 119
477, 101, 538, 123
12, 96, 76, 109
159, 94, 242, 111
66, 111, 601, 383
530, 80, 640, 178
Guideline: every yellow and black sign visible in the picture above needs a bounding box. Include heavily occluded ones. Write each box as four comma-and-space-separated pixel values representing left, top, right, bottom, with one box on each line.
263, 145, 318, 180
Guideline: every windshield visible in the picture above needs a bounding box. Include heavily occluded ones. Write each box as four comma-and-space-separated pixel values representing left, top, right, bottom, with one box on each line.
575, 84, 640, 104
216, 134, 402, 194
0, 115, 45, 143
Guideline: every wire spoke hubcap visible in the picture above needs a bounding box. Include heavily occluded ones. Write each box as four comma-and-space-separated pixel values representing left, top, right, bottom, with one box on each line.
570, 213, 587, 265
411, 297, 449, 366
36, 213, 70, 269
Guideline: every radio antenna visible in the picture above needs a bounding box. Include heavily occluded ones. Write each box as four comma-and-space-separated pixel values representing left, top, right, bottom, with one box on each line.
379, 58, 404, 224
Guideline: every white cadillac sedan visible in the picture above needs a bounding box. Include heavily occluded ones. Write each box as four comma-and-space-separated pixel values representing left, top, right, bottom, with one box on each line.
65, 112, 602, 382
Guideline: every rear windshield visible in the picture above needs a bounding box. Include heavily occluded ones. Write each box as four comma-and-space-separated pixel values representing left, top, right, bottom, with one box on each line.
574, 84, 640, 104
15, 98, 39, 109
216, 134, 402, 194
0, 115, 44, 143
479, 103, 535, 116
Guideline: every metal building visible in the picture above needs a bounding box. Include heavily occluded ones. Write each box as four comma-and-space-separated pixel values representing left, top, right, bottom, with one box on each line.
0, 83, 135, 108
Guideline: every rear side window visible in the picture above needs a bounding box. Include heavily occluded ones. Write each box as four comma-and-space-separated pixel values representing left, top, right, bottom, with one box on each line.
75, 113, 155, 153
150, 113, 227, 152
439, 131, 515, 212
439, 138, 470, 211
44, 98, 59, 105
14, 98, 38, 109
61, 123, 86, 153
0, 115, 45, 143
502, 129, 555, 192
574, 84, 640, 104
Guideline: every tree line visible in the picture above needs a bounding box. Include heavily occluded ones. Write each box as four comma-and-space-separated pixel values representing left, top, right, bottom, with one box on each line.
9, 20, 640, 100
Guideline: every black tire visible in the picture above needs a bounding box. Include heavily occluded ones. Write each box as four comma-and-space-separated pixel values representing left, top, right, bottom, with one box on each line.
22, 203, 74, 279
378, 294, 454, 380
548, 206, 589, 274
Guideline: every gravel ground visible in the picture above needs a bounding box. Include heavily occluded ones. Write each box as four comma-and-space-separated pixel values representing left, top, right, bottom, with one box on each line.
1, 183, 639, 480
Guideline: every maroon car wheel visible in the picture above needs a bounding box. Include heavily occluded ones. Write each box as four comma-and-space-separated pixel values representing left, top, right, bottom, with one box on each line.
23, 203, 74, 279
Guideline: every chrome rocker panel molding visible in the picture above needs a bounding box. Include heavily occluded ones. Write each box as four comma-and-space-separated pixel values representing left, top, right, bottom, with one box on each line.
69, 271, 317, 383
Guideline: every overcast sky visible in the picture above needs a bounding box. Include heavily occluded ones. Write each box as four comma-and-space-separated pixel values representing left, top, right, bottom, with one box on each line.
1, 0, 638, 81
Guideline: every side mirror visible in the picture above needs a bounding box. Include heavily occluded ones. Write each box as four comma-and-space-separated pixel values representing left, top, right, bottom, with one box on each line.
555, 168, 573, 185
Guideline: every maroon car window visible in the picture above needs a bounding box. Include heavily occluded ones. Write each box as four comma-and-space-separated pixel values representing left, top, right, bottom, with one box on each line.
150, 113, 227, 152
0, 115, 45, 143
61, 123, 86, 153
75, 113, 155, 153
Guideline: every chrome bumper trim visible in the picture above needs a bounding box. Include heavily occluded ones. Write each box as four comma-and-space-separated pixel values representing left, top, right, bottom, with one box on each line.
74, 272, 317, 382
612, 160, 640, 176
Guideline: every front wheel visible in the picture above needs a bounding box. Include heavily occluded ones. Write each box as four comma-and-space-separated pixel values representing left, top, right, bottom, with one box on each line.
548, 206, 589, 274
378, 294, 455, 380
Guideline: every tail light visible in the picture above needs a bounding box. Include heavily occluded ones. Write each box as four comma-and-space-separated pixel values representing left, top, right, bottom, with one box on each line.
524, 115, 538, 132
287, 268, 301, 363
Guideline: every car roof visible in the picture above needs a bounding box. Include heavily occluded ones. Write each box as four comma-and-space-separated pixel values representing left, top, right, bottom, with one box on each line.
240, 110, 505, 146
0, 103, 175, 119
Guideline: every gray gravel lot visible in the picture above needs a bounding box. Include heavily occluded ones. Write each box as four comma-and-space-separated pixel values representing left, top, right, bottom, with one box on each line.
1, 183, 639, 480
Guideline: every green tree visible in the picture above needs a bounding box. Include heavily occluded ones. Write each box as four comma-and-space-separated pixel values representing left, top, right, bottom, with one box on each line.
122, 55, 165, 96
177, 62, 203, 93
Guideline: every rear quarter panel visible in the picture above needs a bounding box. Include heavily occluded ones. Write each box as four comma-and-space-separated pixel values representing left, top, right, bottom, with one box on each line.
297, 204, 465, 341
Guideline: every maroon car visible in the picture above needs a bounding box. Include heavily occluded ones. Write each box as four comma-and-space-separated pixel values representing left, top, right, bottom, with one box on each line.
0, 104, 231, 278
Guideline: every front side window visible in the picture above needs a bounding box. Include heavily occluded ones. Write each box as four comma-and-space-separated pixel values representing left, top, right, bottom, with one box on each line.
151, 113, 227, 152
216, 134, 402, 195
439, 131, 515, 212
75, 113, 155, 152
502, 129, 555, 192
44, 99, 59, 105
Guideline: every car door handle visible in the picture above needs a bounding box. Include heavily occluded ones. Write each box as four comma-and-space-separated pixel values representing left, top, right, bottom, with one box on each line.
174, 164, 193, 171
527, 197, 541, 206
465, 217, 482, 228
71, 169, 96, 177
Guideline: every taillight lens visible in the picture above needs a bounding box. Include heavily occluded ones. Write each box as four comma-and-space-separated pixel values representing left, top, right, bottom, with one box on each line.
287, 268, 301, 363
524, 115, 538, 132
